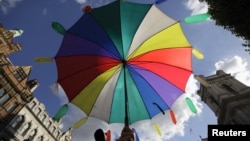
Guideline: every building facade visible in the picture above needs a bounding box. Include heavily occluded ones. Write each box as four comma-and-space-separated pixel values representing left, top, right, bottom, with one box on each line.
195, 70, 250, 124
0, 23, 72, 140
0, 23, 34, 131
201, 138, 208, 141
1, 98, 72, 141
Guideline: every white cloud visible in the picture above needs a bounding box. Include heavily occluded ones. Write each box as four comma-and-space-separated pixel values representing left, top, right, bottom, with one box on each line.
74, 0, 114, 8
58, 75, 203, 141
75, 0, 87, 4
215, 55, 247, 74
184, 0, 208, 15
50, 83, 69, 105
214, 55, 250, 86
42, 8, 47, 15
0, 0, 22, 14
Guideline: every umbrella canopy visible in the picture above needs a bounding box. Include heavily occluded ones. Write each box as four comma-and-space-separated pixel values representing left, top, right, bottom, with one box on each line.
54, 0, 192, 125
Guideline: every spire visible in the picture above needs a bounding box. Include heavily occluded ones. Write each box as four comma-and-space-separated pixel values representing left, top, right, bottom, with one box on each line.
194, 75, 211, 87
26, 79, 39, 92
9, 29, 24, 37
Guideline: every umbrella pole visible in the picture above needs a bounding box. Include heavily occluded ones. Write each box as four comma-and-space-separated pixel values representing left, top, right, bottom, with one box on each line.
122, 60, 129, 127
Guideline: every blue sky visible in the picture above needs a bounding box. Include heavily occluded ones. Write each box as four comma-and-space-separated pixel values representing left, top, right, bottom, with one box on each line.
1, 0, 250, 141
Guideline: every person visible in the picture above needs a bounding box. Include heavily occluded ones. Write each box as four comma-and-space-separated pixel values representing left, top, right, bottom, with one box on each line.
117, 126, 135, 141
94, 126, 135, 141
94, 129, 106, 141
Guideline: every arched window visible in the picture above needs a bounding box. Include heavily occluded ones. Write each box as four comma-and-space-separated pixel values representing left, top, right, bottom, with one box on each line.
65, 137, 70, 141
56, 131, 60, 138
0, 94, 10, 105
28, 129, 37, 140
29, 101, 36, 109
40, 114, 46, 122
37, 136, 44, 141
34, 108, 41, 115
7, 102, 18, 113
11, 115, 24, 129
44, 120, 51, 128
0, 84, 5, 96
54, 131, 60, 139
50, 126, 55, 133
0, 89, 4, 96
19, 122, 31, 136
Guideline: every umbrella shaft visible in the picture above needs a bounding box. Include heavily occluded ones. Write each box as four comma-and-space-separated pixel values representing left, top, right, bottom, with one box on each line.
123, 63, 129, 126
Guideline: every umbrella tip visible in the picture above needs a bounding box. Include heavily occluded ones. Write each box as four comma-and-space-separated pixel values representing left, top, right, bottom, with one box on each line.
155, 0, 166, 4
82, 5, 92, 13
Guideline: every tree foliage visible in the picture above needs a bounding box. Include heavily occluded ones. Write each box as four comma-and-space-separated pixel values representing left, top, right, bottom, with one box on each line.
199, 0, 250, 40
199, 0, 250, 53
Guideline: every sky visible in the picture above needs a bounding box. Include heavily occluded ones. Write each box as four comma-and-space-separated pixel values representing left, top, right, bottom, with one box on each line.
1, 0, 250, 141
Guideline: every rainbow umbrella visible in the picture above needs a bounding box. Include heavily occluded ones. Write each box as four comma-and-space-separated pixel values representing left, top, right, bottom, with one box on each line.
53, 0, 192, 126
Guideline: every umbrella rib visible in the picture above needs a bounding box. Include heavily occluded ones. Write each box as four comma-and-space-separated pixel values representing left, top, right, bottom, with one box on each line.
85, 12, 124, 59
56, 62, 120, 83
128, 62, 191, 91
128, 47, 192, 72
127, 22, 179, 58
131, 61, 192, 72
65, 32, 122, 59
126, 66, 167, 120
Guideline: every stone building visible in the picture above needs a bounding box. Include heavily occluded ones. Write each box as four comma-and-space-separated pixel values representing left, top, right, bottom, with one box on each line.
1, 97, 72, 141
0, 23, 33, 131
195, 70, 250, 141
0, 23, 72, 140
195, 70, 250, 124
201, 138, 208, 141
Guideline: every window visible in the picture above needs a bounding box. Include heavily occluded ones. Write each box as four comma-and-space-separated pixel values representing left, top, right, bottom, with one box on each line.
0, 84, 5, 96
0, 59, 4, 65
0, 38, 4, 45
28, 129, 37, 140
29, 101, 36, 109
50, 126, 55, 133
11, 115, 24, 129
34, 108, 41, 115
45, 121, 51, 128
7, 102, 18, 113
210, 95, 219, 106
0, 88, 5, 96
19, 122, 31, 136
37, 136, 44, 141
13, 67, 26, 82
40, 114, 46, 121
222, 84, 236, 93
0, 84, 6, 105
65, 137, 70, 141
54, 131, 58, 138
0, 94, 10, 105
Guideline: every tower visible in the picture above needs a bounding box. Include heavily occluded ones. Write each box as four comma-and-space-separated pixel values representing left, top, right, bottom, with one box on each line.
0, 23, 22, 55
195, 70, 250, 124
